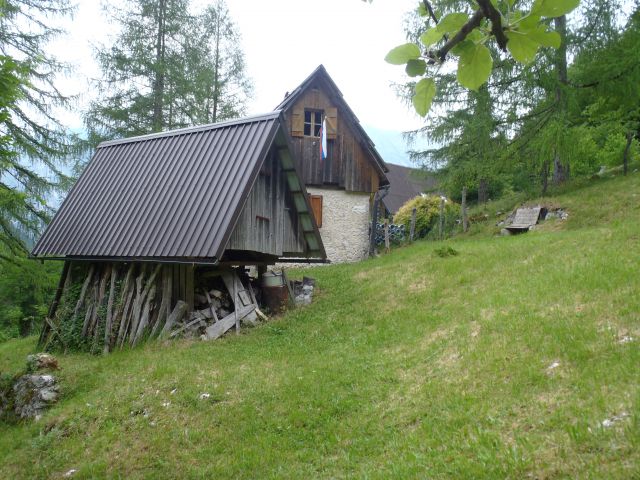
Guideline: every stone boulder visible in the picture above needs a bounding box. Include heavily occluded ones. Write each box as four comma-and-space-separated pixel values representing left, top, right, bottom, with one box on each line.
13, 374, 60, 420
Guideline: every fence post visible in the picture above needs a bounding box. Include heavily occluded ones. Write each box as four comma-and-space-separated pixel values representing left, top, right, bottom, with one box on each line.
462, 187, 468, 233
409, 207, 417, 242
439, 197, 445, 240
384, 218, 390, 254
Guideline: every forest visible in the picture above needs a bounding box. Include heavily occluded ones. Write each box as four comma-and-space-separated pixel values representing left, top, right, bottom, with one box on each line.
1, 0, 639, 340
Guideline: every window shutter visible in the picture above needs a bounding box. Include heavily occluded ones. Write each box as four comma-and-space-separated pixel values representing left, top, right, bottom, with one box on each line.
291, 108, 303, 137
326, 107, 337, 139
309, 194, 323, 228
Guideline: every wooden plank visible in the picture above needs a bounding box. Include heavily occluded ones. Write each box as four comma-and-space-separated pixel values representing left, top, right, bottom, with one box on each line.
103, 266, 118, 353
151, 266, 172, 338
185, 265, 194, 313
160, 300, 188, 338
73, 265, 95, 327
39, 260, 71, 347
204, 305, 256, 341
132, 283, 156, 346
508, 207, 542, 230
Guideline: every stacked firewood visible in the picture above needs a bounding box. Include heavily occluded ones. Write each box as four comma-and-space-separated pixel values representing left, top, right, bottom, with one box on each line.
40, 263, 267, 353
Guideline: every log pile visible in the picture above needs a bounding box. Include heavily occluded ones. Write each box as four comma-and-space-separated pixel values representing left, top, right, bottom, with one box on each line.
169, 270, 265, 341
40, 263, 268, 353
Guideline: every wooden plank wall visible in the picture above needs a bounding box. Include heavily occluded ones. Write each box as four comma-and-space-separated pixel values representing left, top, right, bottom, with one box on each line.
284, 84, 382, 193
226, 149, 306, 256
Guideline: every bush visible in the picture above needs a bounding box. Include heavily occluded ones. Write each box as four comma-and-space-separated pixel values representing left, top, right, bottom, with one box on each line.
393, 195, 461, 239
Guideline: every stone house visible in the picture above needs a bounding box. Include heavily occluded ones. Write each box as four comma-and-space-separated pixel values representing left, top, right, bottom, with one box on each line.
275, 65, 390, 263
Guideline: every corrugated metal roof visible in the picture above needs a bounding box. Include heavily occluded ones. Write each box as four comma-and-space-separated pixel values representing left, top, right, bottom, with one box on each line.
32, 111, 308, 262
275, 64, 389, 183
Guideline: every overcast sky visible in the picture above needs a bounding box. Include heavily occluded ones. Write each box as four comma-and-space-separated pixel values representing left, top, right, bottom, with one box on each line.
50, 0, 424, 137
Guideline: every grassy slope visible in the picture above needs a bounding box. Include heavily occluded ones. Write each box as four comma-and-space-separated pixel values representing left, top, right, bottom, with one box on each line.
1, 174, 639, 479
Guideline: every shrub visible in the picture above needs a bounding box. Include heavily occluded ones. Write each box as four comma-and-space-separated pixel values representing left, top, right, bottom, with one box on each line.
393, 195, 461, 239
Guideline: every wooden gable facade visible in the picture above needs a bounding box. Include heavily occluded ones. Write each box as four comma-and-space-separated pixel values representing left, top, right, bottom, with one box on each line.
276, 65, 389, 194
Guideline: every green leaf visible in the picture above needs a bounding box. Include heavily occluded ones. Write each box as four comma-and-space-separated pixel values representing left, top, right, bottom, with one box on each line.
451, 39, 475, 57
506, 31, 541, 64
406, 59, 427, 77
412, 78, 436, 117
457, 44, 493, 90
437, 13, 469, 34
529, 28, 561, 48
531, 0, 580, 18
420, 27, 444, 47
385, 43, 421, 65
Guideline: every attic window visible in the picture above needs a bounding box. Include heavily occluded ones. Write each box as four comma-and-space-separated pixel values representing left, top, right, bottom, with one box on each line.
304, 110, 322, 137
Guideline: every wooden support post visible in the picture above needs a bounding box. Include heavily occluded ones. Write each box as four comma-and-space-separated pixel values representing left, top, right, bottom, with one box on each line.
233, 272, 240, 334
103, 266, 118, 354
73, 265, 95, 327
439, 197, 445, 240
185, 264, 195, 314
462, 187, 468, 233
38, 260, 71, 347
160, 300, 188, 338
409, 207, 417, 242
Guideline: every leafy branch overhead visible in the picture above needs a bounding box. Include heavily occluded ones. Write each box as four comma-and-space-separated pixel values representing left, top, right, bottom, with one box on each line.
384, 0, 580, 116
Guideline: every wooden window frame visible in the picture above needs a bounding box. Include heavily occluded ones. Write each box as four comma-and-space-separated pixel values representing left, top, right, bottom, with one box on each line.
303, 109, 323, 137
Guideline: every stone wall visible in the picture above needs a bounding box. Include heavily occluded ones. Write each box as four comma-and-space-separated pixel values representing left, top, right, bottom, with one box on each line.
307, 187, 371, 263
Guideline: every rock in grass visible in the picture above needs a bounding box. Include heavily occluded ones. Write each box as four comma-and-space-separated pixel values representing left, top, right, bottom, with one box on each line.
13, 374, 59, 419
26, 353, 59, 372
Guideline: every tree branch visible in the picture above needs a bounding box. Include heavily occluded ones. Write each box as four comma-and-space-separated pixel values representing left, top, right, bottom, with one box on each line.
433, 9, 485, 63
421, 0, 440, 26
476, 0, 508, 51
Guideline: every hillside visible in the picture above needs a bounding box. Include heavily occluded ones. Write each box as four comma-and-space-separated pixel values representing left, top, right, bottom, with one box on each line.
1, 173, 639, 479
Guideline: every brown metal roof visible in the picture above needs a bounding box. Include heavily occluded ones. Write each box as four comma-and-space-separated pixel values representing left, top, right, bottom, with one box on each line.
382, 163, 438, 215
32, 112, 320, 263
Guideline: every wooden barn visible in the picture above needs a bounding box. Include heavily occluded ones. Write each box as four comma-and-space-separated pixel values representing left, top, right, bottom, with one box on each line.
31, 112, 325, 351
275, 65, 390, 263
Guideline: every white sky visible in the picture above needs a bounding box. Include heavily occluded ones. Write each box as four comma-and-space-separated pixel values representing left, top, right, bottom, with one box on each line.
49, 0, 424, 134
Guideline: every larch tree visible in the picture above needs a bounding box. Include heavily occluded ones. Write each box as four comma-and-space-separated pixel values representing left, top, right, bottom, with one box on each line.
84, 0, 252, 145
0, 0, 75, 257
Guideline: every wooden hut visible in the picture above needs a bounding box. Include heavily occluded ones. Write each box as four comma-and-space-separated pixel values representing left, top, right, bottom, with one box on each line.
32, 112, 325, 351
275, 65, 390, 263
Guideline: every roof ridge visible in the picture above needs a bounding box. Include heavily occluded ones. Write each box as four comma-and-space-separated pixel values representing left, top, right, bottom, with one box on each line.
97, 111, 282, 148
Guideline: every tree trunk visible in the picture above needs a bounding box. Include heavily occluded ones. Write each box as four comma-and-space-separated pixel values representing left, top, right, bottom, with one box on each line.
478, 178, 488, 204
623, 131, 633, 175
152, 0, 167, 132
211, 11, 222, 123
553, 15, 569, 185
541, 160, 550, 195
461, 187, 468, 233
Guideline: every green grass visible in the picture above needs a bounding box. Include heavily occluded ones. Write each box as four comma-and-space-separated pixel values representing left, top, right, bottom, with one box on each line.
1, 173, 639, 479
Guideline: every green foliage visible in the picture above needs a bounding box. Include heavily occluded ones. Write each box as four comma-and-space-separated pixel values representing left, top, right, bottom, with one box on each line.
0, 0, 75, 256
85, 0, 252, 145
0, 252, 60, 341
457, 43, 493, 90
384, 0, 581, 116
433, 245, 459, 257
393, 194, 460, 239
